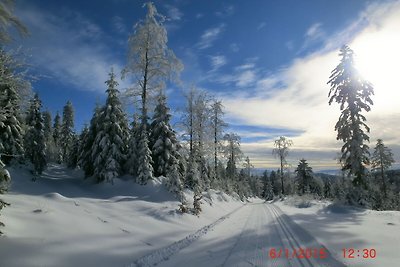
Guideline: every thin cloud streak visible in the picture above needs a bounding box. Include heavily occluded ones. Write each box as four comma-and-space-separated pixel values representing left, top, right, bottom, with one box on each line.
197, 24, 225, 49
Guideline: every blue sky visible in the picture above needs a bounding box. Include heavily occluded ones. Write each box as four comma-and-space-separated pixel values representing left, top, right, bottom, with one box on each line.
11, 0, 400, 170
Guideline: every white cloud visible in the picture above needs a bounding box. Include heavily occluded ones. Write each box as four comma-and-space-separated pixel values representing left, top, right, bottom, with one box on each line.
305, 22, 324, 39
209, 55, 227, 71
197, 24, 225, 49
17, 5, 130, 93
235, 63, 255, 71
219, 1, 400, 168
164, 4, 183, 21
236, 70, 257, 87
210, 59, 260, 89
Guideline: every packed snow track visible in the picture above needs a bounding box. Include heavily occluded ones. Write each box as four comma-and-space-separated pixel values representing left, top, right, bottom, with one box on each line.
132, 201, 346, 267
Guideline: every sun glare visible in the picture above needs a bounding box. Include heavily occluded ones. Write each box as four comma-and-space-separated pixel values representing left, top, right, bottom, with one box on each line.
351, 28, 400, 109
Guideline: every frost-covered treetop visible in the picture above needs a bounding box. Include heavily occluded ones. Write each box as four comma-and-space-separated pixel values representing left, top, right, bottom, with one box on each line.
123, 2, 183, 95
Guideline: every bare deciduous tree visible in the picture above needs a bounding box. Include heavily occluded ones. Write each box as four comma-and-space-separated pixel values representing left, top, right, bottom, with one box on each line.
272, 136, 293, 195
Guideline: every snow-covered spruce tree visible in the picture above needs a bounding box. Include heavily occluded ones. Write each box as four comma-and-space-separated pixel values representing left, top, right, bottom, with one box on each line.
249, 176, 263, 197
166, 157, 184, 201
186, 154, 200, 191
323, 178, 333, 199
295, 159, 314, 195
237, 169, 251, 199
272, 136, 293, 195
122, 2, 183, 184
52, 111, 62, 163
42, 110, 52, 142
78, 105, 101, 178
125, 113, 140, 177
76, 125, 89, 168
66, 133, 79, 168
262, 172, 274, 200
0, 49, 25, 164
60, 101, 75, 164
215, 161, 227, 189
150, 93, 180, 177
223, 133, 243, 193
261, 171, 269, 197
136, 126, 154, 185
52, 112, 61, 142
244, 157, 262, 197
269, 170, 280, 196
328, 45, 374, 187
371, 139, 395, 199
24, 93, 46, 177
91, 70, 129, 183
42, 110, 55, 161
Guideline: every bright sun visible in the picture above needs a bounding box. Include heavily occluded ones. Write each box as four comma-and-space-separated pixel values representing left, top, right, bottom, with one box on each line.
351, 25, 400, 110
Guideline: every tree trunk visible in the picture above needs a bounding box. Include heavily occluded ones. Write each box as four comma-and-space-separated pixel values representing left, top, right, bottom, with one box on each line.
142, 49, 149, 127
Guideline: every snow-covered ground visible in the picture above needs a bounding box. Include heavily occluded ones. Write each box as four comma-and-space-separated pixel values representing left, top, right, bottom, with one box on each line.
275, 195, 400, 267
153, 201, 345, 267
1, 164, 399, 267
0, 164, 244, 267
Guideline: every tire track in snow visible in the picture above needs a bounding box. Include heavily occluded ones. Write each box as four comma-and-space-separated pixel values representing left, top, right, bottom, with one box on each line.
218, 203, 306, 267
128, 204, 247, 267
265, 204, 313, 267
261, 204, 297, 267
267, 203, 347, 267
220, 205, 255, 266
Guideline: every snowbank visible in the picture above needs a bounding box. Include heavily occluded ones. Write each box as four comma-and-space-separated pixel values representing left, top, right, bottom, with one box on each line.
0, 164, 244, 267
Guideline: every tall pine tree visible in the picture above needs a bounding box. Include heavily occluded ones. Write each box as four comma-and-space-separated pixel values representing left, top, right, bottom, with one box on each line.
136, 127, 154, 185
60, 101, 75, 164
67, 133, 79, 168
91, 70, 129, 183
125, 114, 140, 177
52, 111, 62, 163
0, 49, 24, 164
42, 110, 52, 142
150, 93, 180, 177
295, 159, 314, 195
328, 45, 374, 187
24, 93, 47, 177
78, 105, 101, 178
42, 110, 55, 161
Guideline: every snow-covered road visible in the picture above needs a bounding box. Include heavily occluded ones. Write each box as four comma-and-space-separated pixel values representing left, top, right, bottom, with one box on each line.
135, 201, 346, 267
